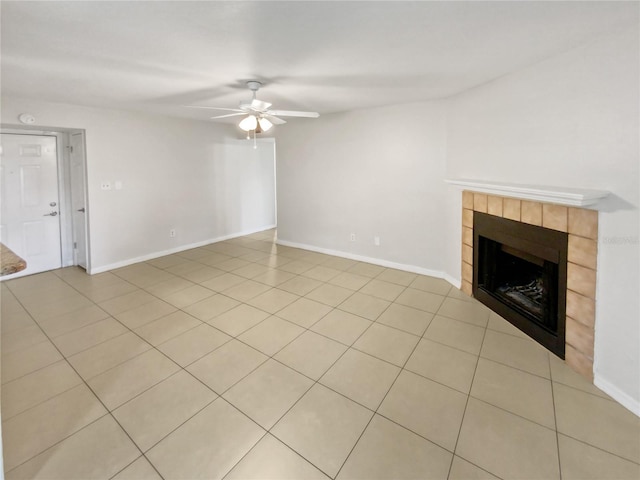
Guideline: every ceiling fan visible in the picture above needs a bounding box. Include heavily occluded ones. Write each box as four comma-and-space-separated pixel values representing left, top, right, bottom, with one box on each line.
187, 81, 319, 133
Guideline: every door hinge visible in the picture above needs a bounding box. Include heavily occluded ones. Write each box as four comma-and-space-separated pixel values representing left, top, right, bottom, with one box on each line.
73, 242, 77, 249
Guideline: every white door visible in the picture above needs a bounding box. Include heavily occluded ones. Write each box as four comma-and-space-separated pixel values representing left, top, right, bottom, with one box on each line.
70, 133, 88, 269
0, 134, 62, 278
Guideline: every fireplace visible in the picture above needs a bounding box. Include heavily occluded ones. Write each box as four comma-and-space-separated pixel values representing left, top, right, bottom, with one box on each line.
473, 212, 568, 357
456, 187, 601, 381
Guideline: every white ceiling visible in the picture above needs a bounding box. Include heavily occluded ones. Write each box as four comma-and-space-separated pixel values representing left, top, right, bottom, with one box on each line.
1, 1, 636, 122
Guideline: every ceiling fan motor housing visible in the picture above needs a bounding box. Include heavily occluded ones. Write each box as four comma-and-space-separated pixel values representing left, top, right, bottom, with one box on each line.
247, 81, 262, 92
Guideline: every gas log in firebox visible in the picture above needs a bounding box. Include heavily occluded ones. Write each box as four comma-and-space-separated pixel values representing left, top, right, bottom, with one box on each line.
473, 212, 568, 358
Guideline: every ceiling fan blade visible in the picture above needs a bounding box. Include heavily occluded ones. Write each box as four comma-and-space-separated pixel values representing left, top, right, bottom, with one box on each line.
264, 114, 286, 125
185, 105, 244, 112
250, 98, 272, 111
210, 112, 247, 119
267, 110, 320, 118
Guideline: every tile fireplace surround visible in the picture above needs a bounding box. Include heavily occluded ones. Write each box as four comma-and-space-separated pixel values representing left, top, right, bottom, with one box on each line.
459, 190, 599, 381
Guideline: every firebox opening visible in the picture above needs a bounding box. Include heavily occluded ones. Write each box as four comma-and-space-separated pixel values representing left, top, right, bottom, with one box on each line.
479, 238, 558, 331
473, 212, 568, 358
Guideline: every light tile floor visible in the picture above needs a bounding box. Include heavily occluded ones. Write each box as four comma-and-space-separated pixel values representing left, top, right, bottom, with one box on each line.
2, 229, 639, 479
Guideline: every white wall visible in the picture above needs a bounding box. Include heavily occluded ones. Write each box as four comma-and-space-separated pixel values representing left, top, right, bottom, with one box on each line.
445, 27, 640, 411
214, 138, 276, 237
0, 97, 276, 272
276, 102, 448, 274
276, 27, 639, 412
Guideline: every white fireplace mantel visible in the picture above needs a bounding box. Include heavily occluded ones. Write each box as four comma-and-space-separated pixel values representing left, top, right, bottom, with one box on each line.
445, 179, 610, 207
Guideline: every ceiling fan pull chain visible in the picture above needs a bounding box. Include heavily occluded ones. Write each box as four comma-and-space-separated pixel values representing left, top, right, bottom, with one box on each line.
253, 129, 257, 149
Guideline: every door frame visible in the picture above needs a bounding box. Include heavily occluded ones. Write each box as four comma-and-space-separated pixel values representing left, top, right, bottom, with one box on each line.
0, 126, 90, 273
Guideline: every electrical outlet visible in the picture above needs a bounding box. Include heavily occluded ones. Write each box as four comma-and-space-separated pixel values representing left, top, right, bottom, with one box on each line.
350, 233, 356, 242
101, 181, 111, 190
169, 229, 176, 238
374, 236, 380, 246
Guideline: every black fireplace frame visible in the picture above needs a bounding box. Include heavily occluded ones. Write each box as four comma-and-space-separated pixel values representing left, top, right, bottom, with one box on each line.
473, 212, 568, 358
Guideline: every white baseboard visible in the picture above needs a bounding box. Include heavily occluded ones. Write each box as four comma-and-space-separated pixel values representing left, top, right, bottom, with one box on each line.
89, 224, 276, 274
594, 373, 640, 417
443, 272, 462, 289
276, 238, 456, 285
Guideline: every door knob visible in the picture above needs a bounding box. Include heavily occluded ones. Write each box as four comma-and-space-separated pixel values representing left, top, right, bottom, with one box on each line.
43, 211, 58, 216
77, 208, 85, 213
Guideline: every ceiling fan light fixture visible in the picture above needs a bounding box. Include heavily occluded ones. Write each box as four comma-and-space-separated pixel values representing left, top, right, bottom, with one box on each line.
188, 81, 319, 128
258, 117, 273, 132
239, 115, 258, 131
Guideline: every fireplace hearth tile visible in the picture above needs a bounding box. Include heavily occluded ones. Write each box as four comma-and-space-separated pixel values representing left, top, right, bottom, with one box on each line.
502, 198, 521, 221
565, 344, 594, 381
521, 200, 542, 226
568, 235, 598, 270
462, 208, 473, 228
461, 244, 473, 265
566, 290, 595, 329
568, 207, 598, 240
462, 190, 474, 209
459, 190, 600, 383
542, 204, 568, 232
462, 226, 473, 247
473, 194, 488, 213
487, 195, 503, 217
461, 262, 472, 285
566, 316, 595, 359
567, 262, 597, 299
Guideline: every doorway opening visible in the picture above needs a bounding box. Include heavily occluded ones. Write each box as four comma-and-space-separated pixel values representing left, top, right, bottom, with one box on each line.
0, 127, 89, 279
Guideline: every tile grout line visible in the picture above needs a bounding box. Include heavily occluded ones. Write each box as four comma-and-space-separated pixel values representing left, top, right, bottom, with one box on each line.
549, 352, 564, 480
333, 334, 423, 478
443, 299, 489, 480
332, 293, 447, 478
59, 264, 275, 479
3, 260, 474, 419
1, 287, 159, 477
6, 231, 632, 478
214, 269, 407, 479
10, 268, 254, 478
